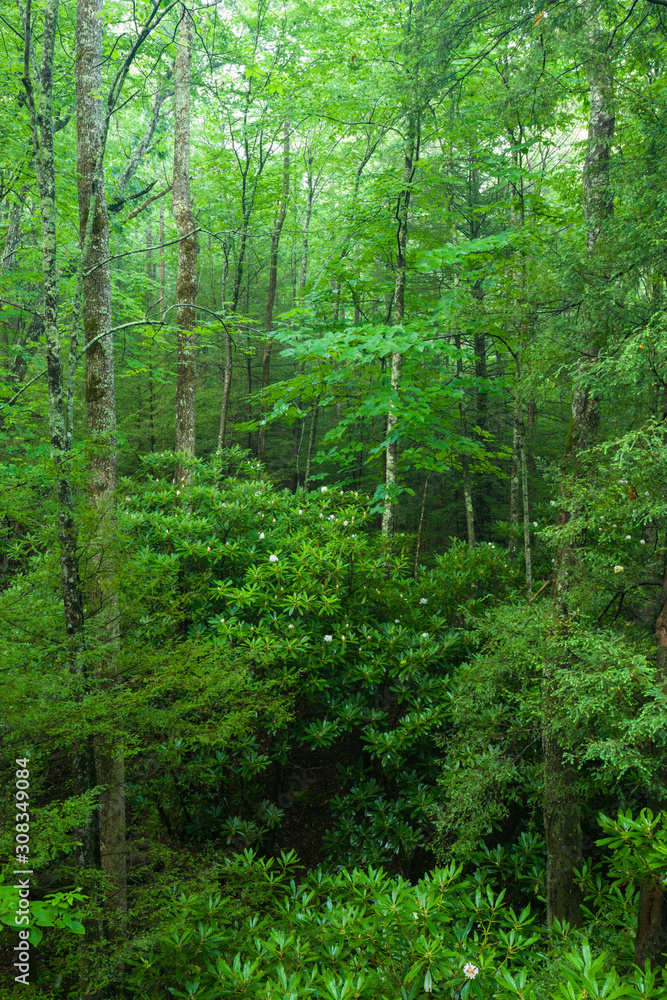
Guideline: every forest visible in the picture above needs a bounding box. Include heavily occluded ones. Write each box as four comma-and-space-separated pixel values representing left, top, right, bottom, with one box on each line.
1, 0, 667, 995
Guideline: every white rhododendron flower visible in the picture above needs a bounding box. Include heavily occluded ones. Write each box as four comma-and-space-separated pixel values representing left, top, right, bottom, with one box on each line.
613, 565, 624, 573
269, 554, 279, 563
463, 963, 479, 980
321, 486, 328, 492
324, 634, 333, 642
419, 598, 428, 604
259, 532, 265, 539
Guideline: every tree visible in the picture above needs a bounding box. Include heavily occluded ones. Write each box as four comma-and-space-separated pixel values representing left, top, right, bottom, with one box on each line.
544, 9, 616, 930
173, 5, 198, 482
76, 0, 126, 939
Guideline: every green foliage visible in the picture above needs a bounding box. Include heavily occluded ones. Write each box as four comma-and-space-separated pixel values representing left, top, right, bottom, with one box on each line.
127, 849, 539, 999
0, 884, 86, 946
434, 597, 664, 854
597, 809, 667, 889
126, 844, 667, 999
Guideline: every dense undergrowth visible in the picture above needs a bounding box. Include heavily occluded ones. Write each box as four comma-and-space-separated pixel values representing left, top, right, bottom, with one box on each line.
1, 449, 666, 997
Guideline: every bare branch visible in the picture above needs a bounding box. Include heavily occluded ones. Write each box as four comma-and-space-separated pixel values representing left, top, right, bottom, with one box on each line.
126, 183, 172, 220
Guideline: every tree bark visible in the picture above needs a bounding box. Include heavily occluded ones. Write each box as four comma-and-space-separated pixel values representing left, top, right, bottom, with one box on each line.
1, 184, 29, 271
509, 404, 520, 556
519, 415, 532, 593
455, 333, 475, 548
304, 398, 320, 490
158, 199, 165, 317
172, 7, 197, 482
542, 698, 583, 928
299, 148, 314, 301
76, 0, 126, 942
634, 572, 667, 966
147, 224, 156, 451
258, 120, 290, 463
23, 2, 100, 988
382, 117, 415, 537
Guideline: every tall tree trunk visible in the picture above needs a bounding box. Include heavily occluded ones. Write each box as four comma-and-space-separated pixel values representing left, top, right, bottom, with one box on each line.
299, 149, 314, 301
76, 0, 126, 949
519, 415, 532, 593
146, 224, 156, 452
258, 120, 290, 463
23, 2, 99, 990
634, 568, 667, 967
217, 323, 233, 450
158, 200, 165, 316
217, 249, 233, 450
455, 333, 475, 548
509, 404, 520, 556
542, 691, 583, 928
545, 25, 614, 930
382, 117, 415, 537
172, 7, 197, 482
473, 328, 488, 534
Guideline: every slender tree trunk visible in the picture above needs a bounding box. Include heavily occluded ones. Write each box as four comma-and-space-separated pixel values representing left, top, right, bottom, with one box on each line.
23, 3, 100, 991
217, 250, 233, 450
382, 117, 416, 537
634, 567, 667, 967
217, 324, 233, 450
454, 334, 475, 548
509, 405, 520, 556
304, 398, 320, 490
258, 120, 290, 462
414, 473, 431, 576
146, 225, 156, 451
172, 7, 197, 482
299, 150, 314, 301
1, 184, 29, 271
382, 349, 403, 536
473, 328, 488, 533
519, 416, 532, 593
545, 25, 614, 929
158, 200, 165, 316
76, 0, 126, 951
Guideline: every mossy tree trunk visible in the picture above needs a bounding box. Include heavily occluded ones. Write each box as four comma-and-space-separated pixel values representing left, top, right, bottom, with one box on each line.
173, 6, 197, 482
76, 0, 126, 946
